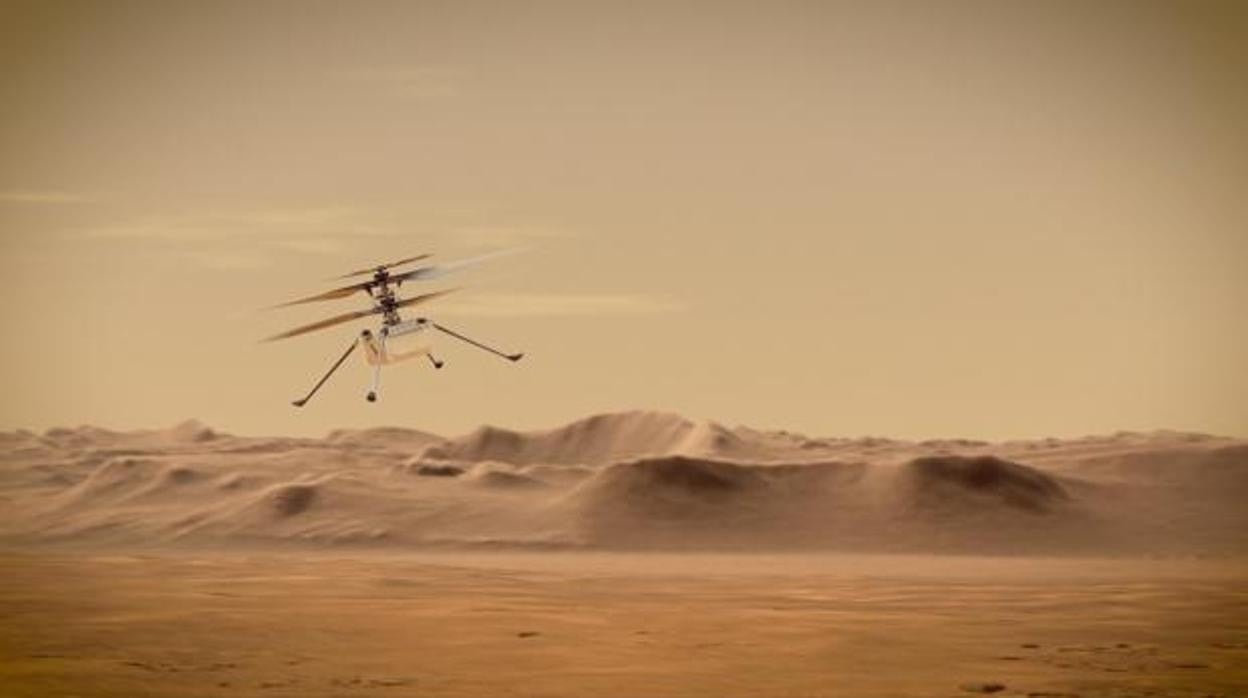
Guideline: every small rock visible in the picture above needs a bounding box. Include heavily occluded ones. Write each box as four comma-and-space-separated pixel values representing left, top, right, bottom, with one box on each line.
122, 660, 156, 671
517, 631, 541, 639
961, 682, 1007, 694
367, 677, 410, 687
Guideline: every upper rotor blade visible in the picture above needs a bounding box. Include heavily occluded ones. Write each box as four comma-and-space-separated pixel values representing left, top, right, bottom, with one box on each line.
334, 253, 432, 280
270, 280, 370, 309
263, 307, 377, 342
391, 249, 521, 285
393, 287, 458, 310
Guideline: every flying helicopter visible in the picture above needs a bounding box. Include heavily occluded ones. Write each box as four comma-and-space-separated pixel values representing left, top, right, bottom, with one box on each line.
264, 251, 524, 407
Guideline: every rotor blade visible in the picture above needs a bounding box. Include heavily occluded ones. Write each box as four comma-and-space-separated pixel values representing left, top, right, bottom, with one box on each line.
263, 307, 377, 342
334, 253, 432, 280
270, 281, 371, 309
270, 250, 501, 309
393, 287, 459, 311
391, 249, 522, 285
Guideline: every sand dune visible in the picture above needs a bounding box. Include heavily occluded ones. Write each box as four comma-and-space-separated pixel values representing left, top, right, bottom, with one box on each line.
900, 455, 1068, 512
418, 411, 712, 465
327, 426, 443, 453
1, 411, 1245, 554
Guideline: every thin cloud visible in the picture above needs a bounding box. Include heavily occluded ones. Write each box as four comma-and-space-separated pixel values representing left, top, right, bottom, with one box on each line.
74, 205, 560, 274
0, 189, 95, 204
84, 218, 224, 241
79, 207, 391, 271
81, 207, 390, 241
242, 206, 372, 228
185, 251, 270, 271
332, 66, 463, 99
437, 292, 686, 318
272, 237, 348, 255
448, 224, 575, 247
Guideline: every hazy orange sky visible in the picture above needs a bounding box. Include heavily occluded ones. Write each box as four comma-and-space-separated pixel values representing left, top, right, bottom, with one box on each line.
2, 0, 1245, 440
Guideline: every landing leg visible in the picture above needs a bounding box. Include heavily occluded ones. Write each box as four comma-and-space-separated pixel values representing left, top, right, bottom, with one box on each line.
367, 364, 381, 402
367, 332, 385, 402
431, 322, 524, 362
291, 338, 358, 408
427, 353, 444, 369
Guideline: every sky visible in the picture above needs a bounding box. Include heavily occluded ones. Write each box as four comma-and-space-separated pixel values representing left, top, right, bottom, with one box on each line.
1, 0, 1245, 440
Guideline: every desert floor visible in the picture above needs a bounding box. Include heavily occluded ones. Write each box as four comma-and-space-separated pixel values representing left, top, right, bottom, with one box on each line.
2, 551, 1245, 698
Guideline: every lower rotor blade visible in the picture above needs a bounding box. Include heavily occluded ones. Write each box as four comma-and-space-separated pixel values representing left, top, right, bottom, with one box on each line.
393, 287, 458, 310
263, 307, 376, 342
271, 281, 370, 309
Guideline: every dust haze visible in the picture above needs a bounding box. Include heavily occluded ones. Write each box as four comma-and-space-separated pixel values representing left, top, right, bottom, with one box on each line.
3, 1, 1247, 697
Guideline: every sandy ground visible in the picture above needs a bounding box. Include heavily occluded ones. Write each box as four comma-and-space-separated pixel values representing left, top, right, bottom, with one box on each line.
2, 552, 1245, 698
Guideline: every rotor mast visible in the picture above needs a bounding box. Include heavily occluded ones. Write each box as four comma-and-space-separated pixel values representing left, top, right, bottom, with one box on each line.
366, 268, 404, 326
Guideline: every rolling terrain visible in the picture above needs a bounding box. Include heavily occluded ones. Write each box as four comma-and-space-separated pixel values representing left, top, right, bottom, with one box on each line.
2, 411, 1244, 555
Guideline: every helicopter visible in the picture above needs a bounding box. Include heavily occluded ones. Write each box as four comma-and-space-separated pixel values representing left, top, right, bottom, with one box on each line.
264, 251, 523, 407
